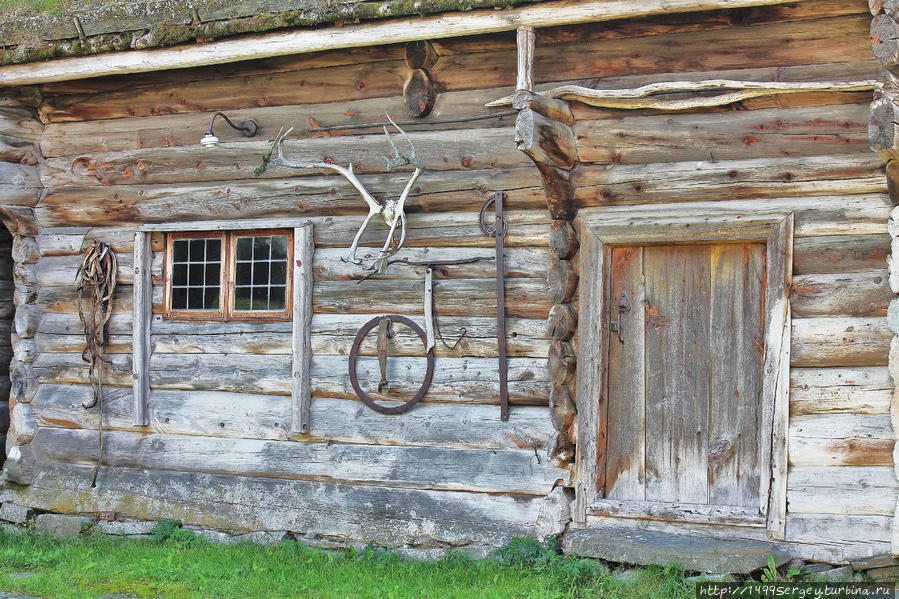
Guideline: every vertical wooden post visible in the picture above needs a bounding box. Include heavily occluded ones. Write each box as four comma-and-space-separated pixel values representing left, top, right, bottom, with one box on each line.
516, 26, 535, 92
131, 230, 152, 426
291, 222, 314, 433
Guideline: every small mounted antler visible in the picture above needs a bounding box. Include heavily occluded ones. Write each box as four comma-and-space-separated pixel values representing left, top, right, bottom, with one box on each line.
256, 115, 424, 274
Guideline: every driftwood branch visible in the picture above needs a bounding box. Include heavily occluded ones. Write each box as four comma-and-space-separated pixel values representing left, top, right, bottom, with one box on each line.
488, 79, 875, 110
257, 116, 424, 273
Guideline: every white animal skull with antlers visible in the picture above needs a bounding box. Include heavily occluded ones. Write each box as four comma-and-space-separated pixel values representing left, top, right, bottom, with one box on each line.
256, 115, 424, 274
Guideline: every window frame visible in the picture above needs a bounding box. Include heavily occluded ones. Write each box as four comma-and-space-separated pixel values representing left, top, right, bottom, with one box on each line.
162, 228, 294, 322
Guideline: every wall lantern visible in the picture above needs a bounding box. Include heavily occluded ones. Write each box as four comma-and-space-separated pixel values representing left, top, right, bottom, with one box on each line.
200, 111, 258, 147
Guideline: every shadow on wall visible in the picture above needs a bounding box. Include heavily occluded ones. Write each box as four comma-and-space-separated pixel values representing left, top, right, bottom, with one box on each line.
0, 227, 13, 467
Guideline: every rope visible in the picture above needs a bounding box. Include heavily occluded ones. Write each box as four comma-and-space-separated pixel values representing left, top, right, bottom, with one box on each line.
75, 241, 117, 488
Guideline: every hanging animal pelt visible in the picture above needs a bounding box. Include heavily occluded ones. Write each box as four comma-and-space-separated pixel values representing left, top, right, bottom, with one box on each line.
75, 240, 117, 487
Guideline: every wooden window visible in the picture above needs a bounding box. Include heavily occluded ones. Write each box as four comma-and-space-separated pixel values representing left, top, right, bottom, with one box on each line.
574, 209, 791, 539
132, 219, 314, 433
163, 229, 293, 321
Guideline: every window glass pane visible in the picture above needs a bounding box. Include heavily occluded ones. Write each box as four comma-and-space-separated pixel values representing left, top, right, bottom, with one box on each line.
253, 236, 272, 260
189, 239, 206, 261
270, 262, 287, 285
235, 261, 251, 285
171, 287, 187, 309
204, 287, 220, 309
269, 286, 286, 310
236, 237, 253, 261
188, 263, 204, 286
206, 240, 221, 261
271, 236, 288, 259
251, 287, 269, 310
252, 262, 268, 285
205, 263, 219, 286
187, 287, 203, 309
173, 240, 188, 262
172, 263, 187, 286
234, 286, 251, 310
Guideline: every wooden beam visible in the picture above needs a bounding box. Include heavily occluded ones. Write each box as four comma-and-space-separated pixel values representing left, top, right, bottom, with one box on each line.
291, 222, 314, 434
131, 231, 151, 427
0, 0, 811, 86
516, 26, 536, 93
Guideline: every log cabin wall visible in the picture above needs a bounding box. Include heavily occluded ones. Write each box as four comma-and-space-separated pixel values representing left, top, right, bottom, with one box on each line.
0, 0, 894, 563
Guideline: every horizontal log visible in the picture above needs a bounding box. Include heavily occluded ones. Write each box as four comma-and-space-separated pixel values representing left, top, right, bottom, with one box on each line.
788, 414, 894, 466
790, 367, 893, 415
10, 462, 546, 552
35, 230, 90, 256
27, 11, 873, 118
314, 278, 549, 319
579, 195, 891, 240
36, 172, 549, 226
0, 107, 42, 141
32, 353, 551, 405
313, 246, 546, 280
793, 234, 889, 274
787, 467, 898, 515
576, 103, 870, 164
790, 317, 892, 367
35, 253, 134, 287
35, 314, 550, 359
573, 153, 885, 206
30, 427, 568, 494
39, 87, 520, 157
30, 384, 554, 450
40, 127, 528, 187
790, 270, 892, 317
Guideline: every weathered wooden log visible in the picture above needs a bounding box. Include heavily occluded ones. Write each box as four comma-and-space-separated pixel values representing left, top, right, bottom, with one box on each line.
11, 236, 40, 264
6, 403, 36, 448
403, 69, 437, 118
871, 0, 884, 15
36, 253, 133, 287
3, 444, 34, 485
10, 360, 36, 404
791, 317, 892, 367
0, 137, 39, 165
512, 91, 574, 126
546, 260, 578, 304
516, 26, 536, 93
13, 305, 40, 338
33, 352, 552, 405
886, 159, 899, 205
405, 40, 439, 70
41, 128, 528, 187
13, 462, 547, 551
579, 103, 869, 165
12, 337, 37, 364
575, 154, 885, 207
36, 176, 550, 227
870, 96, 899, 162
549, 220, 578, 259
793, 234, 889, 275
30, 427, 569, 494
549, 384, 576, 432
548, 431, 575, 468
515, 108, 578, 171
546, 303, 576, 340
872, 14, 899, 73
36, 314, 551, 359
789, 414, 894, 466
790, 367, 893, 415
790, 270, 892, 317
548, 340, 576, 385
788, 466, 898, 515
30, 384, 555, 450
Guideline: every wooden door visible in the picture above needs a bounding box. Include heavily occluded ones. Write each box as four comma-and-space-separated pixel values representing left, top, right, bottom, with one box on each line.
604, 243, 766, 510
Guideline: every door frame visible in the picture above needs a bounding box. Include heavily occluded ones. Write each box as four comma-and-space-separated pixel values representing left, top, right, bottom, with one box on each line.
572, 206, 792, 540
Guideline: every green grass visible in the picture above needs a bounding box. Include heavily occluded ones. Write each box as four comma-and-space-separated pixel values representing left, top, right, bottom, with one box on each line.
0, 0, 72, 17
0, 529, 696, 599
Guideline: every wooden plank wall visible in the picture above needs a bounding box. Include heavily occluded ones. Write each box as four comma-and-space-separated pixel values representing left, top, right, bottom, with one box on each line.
0, 0, 893, 561
566, 0, 895, 563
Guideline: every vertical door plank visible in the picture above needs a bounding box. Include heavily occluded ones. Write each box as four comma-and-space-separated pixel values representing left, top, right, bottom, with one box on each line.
708, 243, 766, 508
605, 246, 646, 501
291, 222, 314, 433
644, 245, 710, 504
131, 230, 151, 427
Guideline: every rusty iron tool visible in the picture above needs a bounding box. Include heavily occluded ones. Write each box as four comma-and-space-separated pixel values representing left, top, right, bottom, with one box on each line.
349, 315, 434, 415
377, 317, 393, 392
480, 191, 509, 421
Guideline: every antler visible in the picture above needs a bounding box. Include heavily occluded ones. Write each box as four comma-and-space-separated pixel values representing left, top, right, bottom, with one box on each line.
255, 116, 425, 273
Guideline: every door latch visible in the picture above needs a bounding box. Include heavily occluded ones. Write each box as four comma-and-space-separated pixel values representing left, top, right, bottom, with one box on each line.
611, 291, 631, 343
